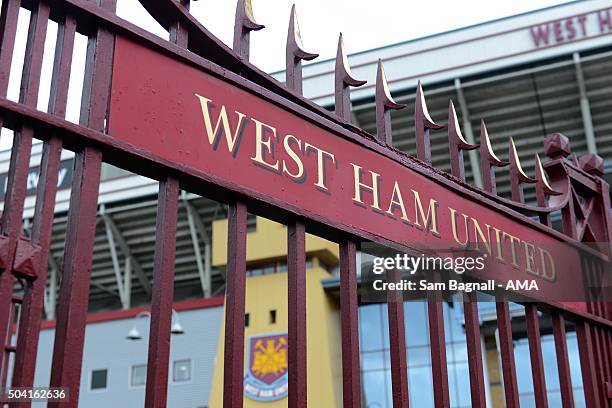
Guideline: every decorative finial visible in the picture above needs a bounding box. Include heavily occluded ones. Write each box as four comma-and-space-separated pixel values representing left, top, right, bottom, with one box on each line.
335, 33, 366, 122
375, 60, 405, 145
479, 120, 507, 194
414, 81, 443, 164
448, 100, 478, 181
233, 0, 265, 60
578, 154, 605, 176
286, 4, 318, 94
544, 133, 571, 160
508, 137, 536, 203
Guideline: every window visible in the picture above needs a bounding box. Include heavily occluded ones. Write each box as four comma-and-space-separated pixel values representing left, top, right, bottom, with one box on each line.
130, 364, 147, 387
269, 310, 277, 324
173, 360, 192, 383
90, 369, 108, 391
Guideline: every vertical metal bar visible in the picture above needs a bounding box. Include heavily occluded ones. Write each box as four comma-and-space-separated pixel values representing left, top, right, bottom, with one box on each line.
551, 314, 574, 408
593, 326, 608, 407
576, 320, 602, 408
386, 268, 409, 407
428, 288, 450, 408
10, 132, 62, 394
525, 304, 548, 408
19, 1, 49, 106
0, 300, 15, 391
339, 240, 361, 408
49, 1, 115, 404
376, 60, 405, 146
144, 178, 179, 408
287, 219, 307, 408
463, 292, 487, 408
223, 200, 248, 408
0, 1, 49, 395
0, 0, 21, 97
414, 82, 443, 164
496, 300, 520, 408
335, 34, 365, 124
285, 5, 317, 96
48, 147, 102, 408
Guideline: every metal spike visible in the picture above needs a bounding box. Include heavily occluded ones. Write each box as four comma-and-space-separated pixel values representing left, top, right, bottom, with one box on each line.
335, 33, 366, 122
414, 81, 443, 164
508, 137, 536, 203
376, 60, 405, 145
448, 100, 478, 181
233, 0, 265, 60
534, 153, 560, 226
286, 4, 318, 94
509, 138, 536, 183
479, 120, 507, 194
535, 153, 560, 196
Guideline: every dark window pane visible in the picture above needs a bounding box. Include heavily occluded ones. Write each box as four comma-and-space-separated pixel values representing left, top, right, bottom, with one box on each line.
91, 369, 108, 390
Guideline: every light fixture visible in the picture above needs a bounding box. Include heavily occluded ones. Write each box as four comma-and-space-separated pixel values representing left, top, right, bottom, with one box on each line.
171, 310, 185, 335
126, 309, 185, 340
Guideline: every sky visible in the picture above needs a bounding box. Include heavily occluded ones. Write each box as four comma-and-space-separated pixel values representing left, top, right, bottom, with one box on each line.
0, 0, 573, 151
117, 0, 573, 73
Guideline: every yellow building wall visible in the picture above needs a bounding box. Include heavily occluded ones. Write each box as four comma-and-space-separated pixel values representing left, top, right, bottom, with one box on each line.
208, 217, 342, 407
212, 217, 339, 268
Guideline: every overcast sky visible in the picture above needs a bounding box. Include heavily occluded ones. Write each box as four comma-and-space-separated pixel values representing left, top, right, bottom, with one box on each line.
117, 0, 572, 73
1, 0, 572, 151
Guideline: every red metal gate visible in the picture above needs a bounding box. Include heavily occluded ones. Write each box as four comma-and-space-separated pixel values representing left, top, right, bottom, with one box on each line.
0, 0, 610, 407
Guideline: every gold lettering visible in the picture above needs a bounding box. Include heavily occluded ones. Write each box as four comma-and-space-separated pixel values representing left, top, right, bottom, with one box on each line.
503, 232, 521, 268
472, 218, 492, 256
350, 163, 381, 210
195, 94, 247, 154
449, 207, 469, 246
413, 190, 439, 234
305, 143, 335, 190
385, 181, 410, 222
250, 119, 279, 171
523, 242, 539, 276
282, 134, 304, 179
539, 248, 556, 281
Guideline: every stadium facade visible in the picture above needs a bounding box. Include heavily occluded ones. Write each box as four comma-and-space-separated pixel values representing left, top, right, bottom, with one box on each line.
1, 1, 610, 407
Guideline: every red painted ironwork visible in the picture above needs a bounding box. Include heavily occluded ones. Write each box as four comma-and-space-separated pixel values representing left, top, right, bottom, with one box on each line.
387, 268, 409, 407
462, 292, 487, 408
144, 179, 179, 408
340, 240, 361, 408
287, 219, 307, 408
0, 1, 608, 407
223, 201, 248, 408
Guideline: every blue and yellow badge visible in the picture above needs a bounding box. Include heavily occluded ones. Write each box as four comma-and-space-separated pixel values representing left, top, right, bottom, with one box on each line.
244, 333, 289, 401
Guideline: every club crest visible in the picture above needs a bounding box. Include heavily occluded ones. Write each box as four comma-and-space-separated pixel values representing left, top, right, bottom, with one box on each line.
243, 333, 289, 401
